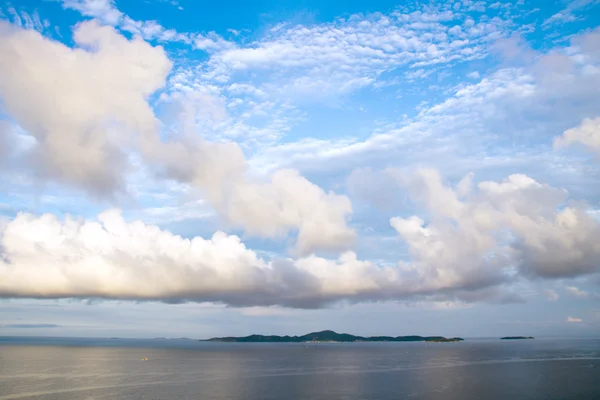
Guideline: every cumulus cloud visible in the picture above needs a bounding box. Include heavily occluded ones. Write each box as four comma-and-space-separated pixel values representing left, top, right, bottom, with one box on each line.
0, 209, 524, 307
0, 21, 354, 255
0, 20, 171, 196
388, 168, 600, 286
156, 144, 355, 255
555, 117, 600, 154
143, 94, 355, 255
0, 210, 415, 307
4, 168, 595, 308
567, 316, 583, 323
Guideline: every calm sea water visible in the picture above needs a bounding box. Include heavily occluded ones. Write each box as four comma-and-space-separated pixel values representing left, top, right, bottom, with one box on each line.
0, 337, 599, 400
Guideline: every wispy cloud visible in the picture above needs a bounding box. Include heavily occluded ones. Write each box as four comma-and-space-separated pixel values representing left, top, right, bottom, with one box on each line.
251, 28, 600, 184
565, 286, 590, 299
192, 2, 518, 103
544, 289, 560, 301
542, 0, 600, 28
62, 0, 229, 47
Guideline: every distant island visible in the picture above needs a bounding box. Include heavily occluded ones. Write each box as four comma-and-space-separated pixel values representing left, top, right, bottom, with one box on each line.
501, 336, 535, 340
204, 330, 464, 343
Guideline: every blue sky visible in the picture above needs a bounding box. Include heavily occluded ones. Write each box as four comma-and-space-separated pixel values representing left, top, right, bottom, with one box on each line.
1, 0, 600, 338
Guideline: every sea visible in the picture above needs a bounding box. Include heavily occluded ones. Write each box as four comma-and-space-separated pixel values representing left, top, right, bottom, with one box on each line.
0, 336, 599, 400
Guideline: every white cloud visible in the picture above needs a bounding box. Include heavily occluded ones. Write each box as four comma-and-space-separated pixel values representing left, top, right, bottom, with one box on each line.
0, 21, 354, 255
542, 10, 578, 28
0, 20, 171, 196
62, 0, 123, 26
567, 316, 583, 323
0, 209, 276, 305
202, 6, 511, 99
389, 168, 600, 286
141, 95, 355, 255
252, 28, 600, 181
2, 168, 597, 307
1, 0, 599, 313
565, 286, 589, 299
164, 68, 303, 147
542, 0, 599, 28
0, 209, 488, 307
62, 0, 230, 48
6, 7, 21, 26
555, 117, 600, 154
154, 0, 522, 114
141, 200, 213, 224
467, 71, 481, 79
156, 147, 356, 255
239, 306, 297, 316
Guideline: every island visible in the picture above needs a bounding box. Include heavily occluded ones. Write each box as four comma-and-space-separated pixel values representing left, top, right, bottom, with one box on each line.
203, 330, 464, 343
501, 336, 534, 340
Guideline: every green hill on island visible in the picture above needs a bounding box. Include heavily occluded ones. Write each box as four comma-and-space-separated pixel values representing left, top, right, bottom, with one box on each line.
204, 330, 464, 343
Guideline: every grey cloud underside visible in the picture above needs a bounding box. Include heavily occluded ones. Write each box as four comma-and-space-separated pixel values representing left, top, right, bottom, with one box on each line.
0, 290, 522, 309
0, 276, 519, 309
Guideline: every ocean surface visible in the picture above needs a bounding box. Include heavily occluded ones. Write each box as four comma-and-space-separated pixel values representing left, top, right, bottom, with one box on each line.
1, 337, 599, 399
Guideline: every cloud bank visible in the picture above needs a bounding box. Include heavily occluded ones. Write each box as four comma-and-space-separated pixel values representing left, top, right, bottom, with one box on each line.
0, 209, 406, 307
1, 170, 598, 307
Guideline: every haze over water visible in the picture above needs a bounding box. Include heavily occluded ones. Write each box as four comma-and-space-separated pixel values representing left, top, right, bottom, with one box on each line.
1, 337, 599, 400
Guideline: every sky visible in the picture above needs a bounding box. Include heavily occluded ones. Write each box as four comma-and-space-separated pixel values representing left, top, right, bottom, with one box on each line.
0, 0, 600, 339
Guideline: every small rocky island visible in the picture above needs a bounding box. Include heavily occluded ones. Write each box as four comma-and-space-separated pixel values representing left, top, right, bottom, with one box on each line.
204, 330, 464, 343
501, 336, 535, 340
